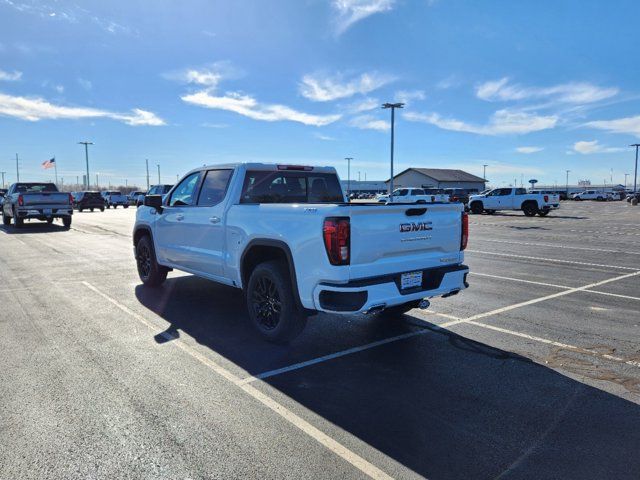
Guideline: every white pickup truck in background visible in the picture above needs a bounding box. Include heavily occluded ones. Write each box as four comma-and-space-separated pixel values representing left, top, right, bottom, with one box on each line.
134, 163, 469, 343
468, 187, 560, 216
377, 187, 449, 204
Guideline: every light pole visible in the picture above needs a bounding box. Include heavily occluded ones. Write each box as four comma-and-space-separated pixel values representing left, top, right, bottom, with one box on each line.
157, 164, 161, 184
566, 170, 570, 197
145, 159, 150, 190
631, 144, 640, 193
625, 173, 629, 188
78, 141, 93, 189
15, 153, 20, 182
0, 171, 5, 187
344, 157, 353, 198
382, 102, 404, 201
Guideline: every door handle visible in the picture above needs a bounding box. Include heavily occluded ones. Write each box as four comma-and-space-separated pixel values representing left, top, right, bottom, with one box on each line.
209, 216, 221, 224
176, 214, 184, 221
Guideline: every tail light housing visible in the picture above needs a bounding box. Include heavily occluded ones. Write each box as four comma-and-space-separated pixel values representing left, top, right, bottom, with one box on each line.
461, 212, 469, 250
544, 195, 549, 202
68, 193, 73, 204
323, 217, 350, 265
18, 194, 23, 206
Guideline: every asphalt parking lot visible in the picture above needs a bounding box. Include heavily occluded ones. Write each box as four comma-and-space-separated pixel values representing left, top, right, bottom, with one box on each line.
1, 201, 639, 479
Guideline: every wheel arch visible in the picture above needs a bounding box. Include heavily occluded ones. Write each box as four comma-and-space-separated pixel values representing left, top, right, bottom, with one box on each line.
240, 239, 306, 311
133, 225, 153, 247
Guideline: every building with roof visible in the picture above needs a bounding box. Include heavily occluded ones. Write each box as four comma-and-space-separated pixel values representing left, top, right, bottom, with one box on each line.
385, 168, 487, 192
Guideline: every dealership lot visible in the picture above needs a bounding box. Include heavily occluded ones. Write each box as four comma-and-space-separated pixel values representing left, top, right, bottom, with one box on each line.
1, 202, 639, 479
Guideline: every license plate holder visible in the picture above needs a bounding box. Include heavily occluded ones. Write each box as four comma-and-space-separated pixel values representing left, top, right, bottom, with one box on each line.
401, 271, 423, 290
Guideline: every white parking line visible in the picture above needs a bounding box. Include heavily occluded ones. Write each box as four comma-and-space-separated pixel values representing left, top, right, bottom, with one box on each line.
462, 320, 640, 368
469, 272, 572, 289
438, 270, 640, 328
466, 249, 640, 271
82, 281, 393, 480
473, 238, 640, 256
240, 330, 427, 384
581, 290, 640, 302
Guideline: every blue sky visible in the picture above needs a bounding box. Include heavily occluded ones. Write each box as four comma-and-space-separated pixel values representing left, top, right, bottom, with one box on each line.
1, 0, 640, 189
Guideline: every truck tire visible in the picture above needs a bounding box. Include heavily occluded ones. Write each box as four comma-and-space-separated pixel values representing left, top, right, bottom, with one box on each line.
13, 209, 23, 228
246, 260, 307, 343
522, 202, 538, 217
538, 208, 550, 217
597, 196, 603, 201
485, 209, 496, 215
470, 202, 484, 214
574, 196, 582, 201
46, 218, 53, 224
101, 207, 105, 212
2, 212, 10, 226
106, 204, 110, 209
124, 205, 129, 209
136, 235, 168, 287
62, 217, 72, 229
381, 300, 421, 317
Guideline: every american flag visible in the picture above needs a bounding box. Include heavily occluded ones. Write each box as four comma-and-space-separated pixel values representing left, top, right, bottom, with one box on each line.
42, 158, 55, 169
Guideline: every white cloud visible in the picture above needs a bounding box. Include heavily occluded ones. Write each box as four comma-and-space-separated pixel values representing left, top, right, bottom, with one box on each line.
404, 109, 558, 135
394, 89, 425, 105
300, 71, 394, 102
54, 84, 64, 93
181, 90, 341, 126
436, 75, 459, 90
515, 146, 543, 154
344, 97, 379, 113
332, 0, 395, 35
77, 78, 92, 90
349, 114, 389, 131
314, 132, 336, 141
0, 92, 165, 126
0, 69, 22, 81
476, 77, 618, 104
585, 115, 640, 137
163, 63, 236, 88
572, 140, 625, 154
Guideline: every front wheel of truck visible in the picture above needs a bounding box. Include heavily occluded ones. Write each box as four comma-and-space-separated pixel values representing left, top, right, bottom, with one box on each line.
136, 235, 168, 287
246, 260, 307, 344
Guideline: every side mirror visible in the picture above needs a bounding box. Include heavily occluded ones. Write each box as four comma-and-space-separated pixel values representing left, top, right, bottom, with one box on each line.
144, 194, 164, 213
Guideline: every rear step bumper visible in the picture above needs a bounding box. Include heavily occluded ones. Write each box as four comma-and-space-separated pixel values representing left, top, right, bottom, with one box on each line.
314, 264, 469, 313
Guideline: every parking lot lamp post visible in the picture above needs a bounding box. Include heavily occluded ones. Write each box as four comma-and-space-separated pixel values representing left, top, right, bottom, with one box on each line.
625, 173, 629, 188
78, 141, 93, 189
345, 157, 352, 198
145, 159, 150, 190
0, 171, 5, 187
382, 103, 404, 202
157, 164, 161, 184
631, 144, 640, 193
566, 170, 570, 197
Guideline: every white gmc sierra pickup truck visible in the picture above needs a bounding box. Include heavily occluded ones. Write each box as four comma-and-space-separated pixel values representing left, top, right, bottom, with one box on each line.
468, 187, 560, 217
133, 163, 469, 342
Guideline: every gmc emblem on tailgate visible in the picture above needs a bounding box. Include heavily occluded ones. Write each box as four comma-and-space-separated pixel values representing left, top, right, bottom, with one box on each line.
400, 222, 433, 232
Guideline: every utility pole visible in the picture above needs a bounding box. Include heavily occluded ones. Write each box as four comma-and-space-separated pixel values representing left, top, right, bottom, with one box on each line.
344, 157, 353, 198
566, 170, 571, 197
96, 174, 99, 190
157, 164, 161, 184
145, 159, 150, 190
382, 102, 404, 201
15, 153, 19, 182
625, 173, 629, 188
631, 144, 640, 193
76, 175, 79, 187
78, 141, 93, 189
0, 171, 5, 187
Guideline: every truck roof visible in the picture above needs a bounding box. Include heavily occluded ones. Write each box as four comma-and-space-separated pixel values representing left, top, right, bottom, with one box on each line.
188, 162, 338, 175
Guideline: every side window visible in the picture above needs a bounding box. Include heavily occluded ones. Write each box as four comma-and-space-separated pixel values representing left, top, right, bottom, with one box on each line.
499, 188, 512, 196
197, 170, 233, 206
515, 188, 527, 195
168, 172, 201, 207
413, 189, 425, 195
398, 189, 409, 196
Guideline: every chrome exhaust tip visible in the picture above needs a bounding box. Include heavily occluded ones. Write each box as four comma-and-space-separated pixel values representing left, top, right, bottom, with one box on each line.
364, 304, 386, 315
418, 299, 430, 310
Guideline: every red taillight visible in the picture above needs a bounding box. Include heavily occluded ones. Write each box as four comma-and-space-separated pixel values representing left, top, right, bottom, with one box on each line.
544, 195, 549, 202
69, 193, 73, 204
461, 212, 469, 251
323, 217, 350, 265
18, 194, 23, 206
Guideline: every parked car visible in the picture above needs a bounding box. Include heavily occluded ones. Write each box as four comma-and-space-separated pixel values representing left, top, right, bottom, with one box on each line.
571, 190, 611, 201
101, 191, 129, 208
73, 191, 106, 212
377, 187, 449, 204
468, 187, 560, 216
128, 191, 146, 206
626, 192, 640, 205
2, 182, 73, 228
134, 163, 469, 343
443, 188, 479, 206
0, 188, 7, 204
137, 184, 174, 206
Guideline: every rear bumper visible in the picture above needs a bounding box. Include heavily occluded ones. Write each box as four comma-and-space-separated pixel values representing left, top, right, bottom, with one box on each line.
17, 207, 73, 219
312, 264, 469, 313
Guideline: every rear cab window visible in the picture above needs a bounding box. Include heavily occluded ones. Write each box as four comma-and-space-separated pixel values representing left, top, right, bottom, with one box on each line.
240, 170, 344, 204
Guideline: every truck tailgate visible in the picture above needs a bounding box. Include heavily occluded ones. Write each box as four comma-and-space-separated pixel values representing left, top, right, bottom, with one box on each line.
348, 203, 464, 279
22, 193, 70, 205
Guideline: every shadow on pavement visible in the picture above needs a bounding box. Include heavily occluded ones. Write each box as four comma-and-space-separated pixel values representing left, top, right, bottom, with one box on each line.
0, 222, 69, 234
135, 275, 640, 480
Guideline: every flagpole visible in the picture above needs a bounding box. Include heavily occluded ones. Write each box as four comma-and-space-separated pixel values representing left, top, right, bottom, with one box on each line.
54, 156, 58, 186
